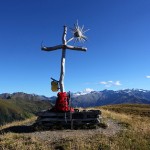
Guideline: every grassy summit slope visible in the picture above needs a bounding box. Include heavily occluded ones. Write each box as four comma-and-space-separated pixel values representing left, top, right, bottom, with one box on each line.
0, 104, 150, 150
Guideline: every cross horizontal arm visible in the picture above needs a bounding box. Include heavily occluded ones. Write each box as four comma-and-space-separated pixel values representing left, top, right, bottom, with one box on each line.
66, 45, 87, 52
41, 45, 63, 51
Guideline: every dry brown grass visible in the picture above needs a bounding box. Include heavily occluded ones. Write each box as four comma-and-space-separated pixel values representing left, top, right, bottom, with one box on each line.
0, 133, 50, 150
99, 106, 150, 150
0, 104, 150, 150
0, 116, 37, 131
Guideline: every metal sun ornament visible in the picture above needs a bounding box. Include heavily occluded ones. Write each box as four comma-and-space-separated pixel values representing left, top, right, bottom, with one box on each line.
70, 21, 89, 43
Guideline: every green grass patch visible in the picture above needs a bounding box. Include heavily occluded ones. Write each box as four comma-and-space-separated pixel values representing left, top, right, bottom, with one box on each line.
0, 98, 52, 125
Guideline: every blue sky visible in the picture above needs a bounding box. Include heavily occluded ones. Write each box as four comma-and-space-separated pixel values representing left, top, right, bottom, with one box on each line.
0, 0, 150, 96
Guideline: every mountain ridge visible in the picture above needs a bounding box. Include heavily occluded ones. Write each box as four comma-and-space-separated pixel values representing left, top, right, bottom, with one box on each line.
71, 89, 150, 107
1, 89, 150, 108
0, 92, 51, 101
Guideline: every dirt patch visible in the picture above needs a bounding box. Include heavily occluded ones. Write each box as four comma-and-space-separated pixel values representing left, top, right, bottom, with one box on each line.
0, 119, 122, 144
25, 119, 121, 142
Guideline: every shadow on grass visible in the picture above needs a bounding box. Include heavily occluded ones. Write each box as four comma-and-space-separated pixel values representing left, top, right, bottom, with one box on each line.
0, 125, 35, 134
0, 122, 109, 135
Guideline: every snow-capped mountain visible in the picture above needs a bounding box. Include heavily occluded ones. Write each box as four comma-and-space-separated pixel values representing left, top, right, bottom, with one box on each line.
73, 88, 94, 97
71, 89, 150, 107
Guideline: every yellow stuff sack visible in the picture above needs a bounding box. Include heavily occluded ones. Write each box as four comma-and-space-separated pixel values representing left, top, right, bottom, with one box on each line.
51, 81, 59, 92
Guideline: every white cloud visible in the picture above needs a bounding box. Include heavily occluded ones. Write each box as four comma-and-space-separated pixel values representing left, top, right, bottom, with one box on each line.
146, 76, 150, 79
99, 80, 122, 87
114, 81, 121, 86
100, 81, 107, 85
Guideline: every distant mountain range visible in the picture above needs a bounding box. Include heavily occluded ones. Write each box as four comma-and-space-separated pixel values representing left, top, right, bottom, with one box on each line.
0, 92, 51, 101
71, 89, 150, 107
1, 89, 150, 108
0, 89, 150, 124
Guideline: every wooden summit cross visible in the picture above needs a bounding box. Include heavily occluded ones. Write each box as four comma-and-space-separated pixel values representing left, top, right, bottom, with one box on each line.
41, 22, 88, 92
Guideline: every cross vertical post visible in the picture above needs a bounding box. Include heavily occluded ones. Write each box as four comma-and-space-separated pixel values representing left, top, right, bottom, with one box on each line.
59, 26, 67, 92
